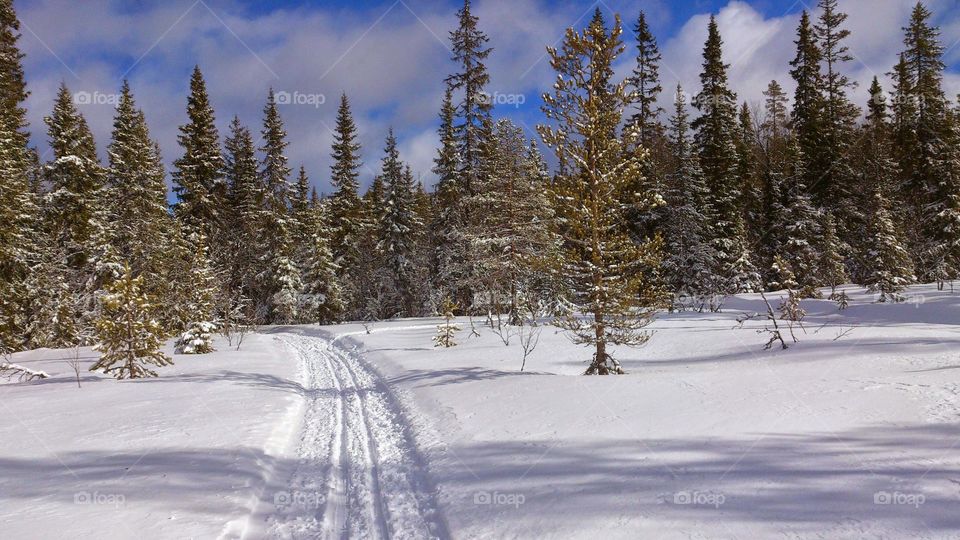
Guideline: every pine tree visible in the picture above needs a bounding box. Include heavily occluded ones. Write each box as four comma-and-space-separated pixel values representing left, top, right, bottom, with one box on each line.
789, 11, 825, 206
105, 81, 169, 297
328, 93, 365, 314
0, 0, 36, 353
24, 235, 80, 349
91, 264, 173, 379
223, 116, 262, 300
662, 85, 718, 308
852, 77, 914, 298
377, 130, 422, 317
433, 296, 461, 348
754, 80, 824, 293
898, 2, 960, 283
446, 0, 493, 309
693, 16, 758, 293
467, 119, 559, 320
625, 10, 668, 249
446, 0, 492, 196
44, 83, 106, 271
538, 10, 660, 375
300, 204, 344, 324
173, 66, 225, 245
172, 229, 218, 353
813, 0, 860, 245
432, 85, 469, 307
258, 90, 300, 322
628, 11, 663, 148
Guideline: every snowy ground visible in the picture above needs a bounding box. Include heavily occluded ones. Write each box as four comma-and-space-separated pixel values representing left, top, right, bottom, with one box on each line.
2, 284, 960, 539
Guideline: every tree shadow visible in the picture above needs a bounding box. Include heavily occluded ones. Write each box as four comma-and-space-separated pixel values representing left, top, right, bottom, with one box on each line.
429, 422, 960, 535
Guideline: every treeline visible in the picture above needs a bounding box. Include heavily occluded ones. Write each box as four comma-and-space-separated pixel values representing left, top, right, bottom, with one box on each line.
0, 1, 958, 375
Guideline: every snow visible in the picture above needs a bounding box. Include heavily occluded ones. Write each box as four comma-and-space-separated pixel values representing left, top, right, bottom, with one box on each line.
2, 284, 960, 538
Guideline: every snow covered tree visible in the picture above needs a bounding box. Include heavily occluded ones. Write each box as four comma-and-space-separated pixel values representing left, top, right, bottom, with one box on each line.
662, 84, 718, 308
173, 66, 226, 247
222, 116, 262, 299
258, 90, 300, 322
466, 119, 559, 320
433, 296, 461, 348
789, 11, 826, 203
105, 81, 170, 300
813, 0, 860, 248
445, 0, 493, 309
171, 230, 218, 353
446, 0, 492, 196
300, 207, 344, 325
857, 77, 915, 298
0, 0, 37, 353
897, 3, 960, 283
625, 10, 667, 246
328, 93, 365, 314
628, 11, 663, 149
23, 236, 80, 349
91, 264, 173, 379
538, 10, 661, 375
432, 85, 469, 309
693, 16, 759, 293
377, 130, 423, 317
44, 83, 106, 271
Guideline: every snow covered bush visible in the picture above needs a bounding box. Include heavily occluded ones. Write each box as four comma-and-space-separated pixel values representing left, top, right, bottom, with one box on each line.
175, 321, 217, 354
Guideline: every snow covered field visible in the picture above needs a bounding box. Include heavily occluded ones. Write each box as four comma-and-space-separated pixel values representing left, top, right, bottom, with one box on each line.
2, 284, 960, 539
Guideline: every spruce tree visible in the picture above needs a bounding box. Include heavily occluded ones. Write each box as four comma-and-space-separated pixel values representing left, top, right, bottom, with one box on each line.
377, 130, 422, 317
789, 11, 825, 205
692, 16, 758, 293
259, 90, 299, 322
628, 11, 663, 147
173, 66, 225, 245
300, 203, 344, 324
625, 10, 667, 249
446, 0, 492, 196
446, 0, 493, 309
44, 83, 106, 271
538, 10, 660, 375
105, 81, 169, 296
223, 116, 263, 300
898, 2, 960, 283
0, 0, 36, 353
813, 0, 860, 242
172, 229, 218, 353
854, 77, 914, 297
662, 84, 718, 308
328, 93, 365, 315
468, 119, 559, 320
91, 264, 173, 379
432, 85, 469, 307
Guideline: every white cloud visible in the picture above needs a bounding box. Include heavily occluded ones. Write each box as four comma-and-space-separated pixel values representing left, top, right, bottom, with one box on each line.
15, 0, 960, 196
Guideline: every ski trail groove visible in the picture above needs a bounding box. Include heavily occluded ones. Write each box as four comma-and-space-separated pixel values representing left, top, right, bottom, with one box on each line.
265, 333, 446, 540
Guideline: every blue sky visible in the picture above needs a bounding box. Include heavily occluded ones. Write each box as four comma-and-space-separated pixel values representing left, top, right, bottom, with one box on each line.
15, 0, 960, 195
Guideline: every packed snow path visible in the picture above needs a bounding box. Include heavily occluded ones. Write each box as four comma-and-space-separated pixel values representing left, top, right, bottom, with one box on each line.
264, 332, 447, 540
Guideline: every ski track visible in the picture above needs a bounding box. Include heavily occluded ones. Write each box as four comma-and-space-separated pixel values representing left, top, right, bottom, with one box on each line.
265, 333, 445, 540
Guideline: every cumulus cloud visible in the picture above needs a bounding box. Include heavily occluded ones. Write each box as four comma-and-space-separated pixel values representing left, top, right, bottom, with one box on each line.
15, 0, 960, 195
